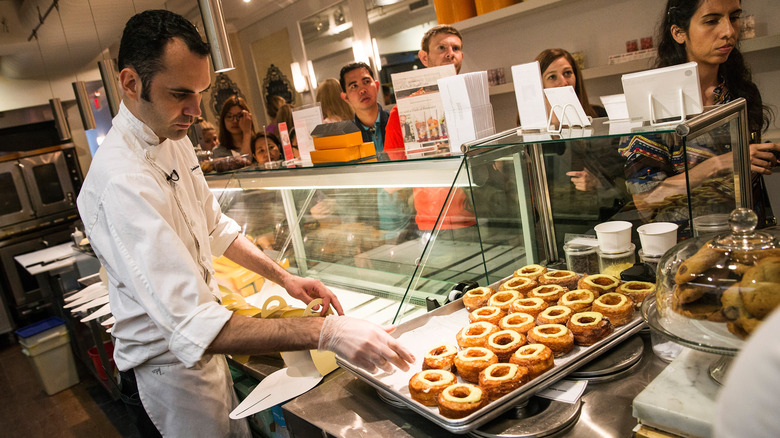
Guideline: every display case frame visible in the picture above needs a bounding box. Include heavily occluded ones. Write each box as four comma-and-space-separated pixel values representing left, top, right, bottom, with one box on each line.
207, 99, 752, 326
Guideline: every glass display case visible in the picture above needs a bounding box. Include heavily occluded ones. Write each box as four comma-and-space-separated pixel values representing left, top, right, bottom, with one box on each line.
207, 98, 753, 327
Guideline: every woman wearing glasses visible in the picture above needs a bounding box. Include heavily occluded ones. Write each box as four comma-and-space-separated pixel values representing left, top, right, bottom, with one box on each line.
214, 95, 255, 158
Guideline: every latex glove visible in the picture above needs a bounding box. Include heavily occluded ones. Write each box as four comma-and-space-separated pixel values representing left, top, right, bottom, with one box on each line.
318, 315, 415, 374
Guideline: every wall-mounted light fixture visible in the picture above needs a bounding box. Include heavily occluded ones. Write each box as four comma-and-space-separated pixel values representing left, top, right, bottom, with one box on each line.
307, 61, 318, 90
372, 38, 382, 72
290, 62, 308, 93
353, 41, 369, 65
198, 0, 235, 73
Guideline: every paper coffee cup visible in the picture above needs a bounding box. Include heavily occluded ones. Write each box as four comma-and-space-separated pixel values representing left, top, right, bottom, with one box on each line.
637, 222, 678, 257
594, 221, 633, 253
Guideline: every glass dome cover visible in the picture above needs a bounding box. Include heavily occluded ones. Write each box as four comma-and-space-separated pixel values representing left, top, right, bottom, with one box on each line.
644, 208, 780, 355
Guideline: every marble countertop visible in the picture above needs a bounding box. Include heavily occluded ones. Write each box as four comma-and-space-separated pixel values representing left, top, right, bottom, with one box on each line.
633, 348, 723, 437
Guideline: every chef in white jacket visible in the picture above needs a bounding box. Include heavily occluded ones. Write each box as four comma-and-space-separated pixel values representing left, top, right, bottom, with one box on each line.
77, 10, 414, 437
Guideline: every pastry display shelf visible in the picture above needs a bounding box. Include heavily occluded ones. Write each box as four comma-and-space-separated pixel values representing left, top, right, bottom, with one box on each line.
487, 32, 780, 96
337, 279, 646, 434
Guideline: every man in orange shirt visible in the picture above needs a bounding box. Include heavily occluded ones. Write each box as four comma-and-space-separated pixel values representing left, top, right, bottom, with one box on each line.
385, 25, 476, 234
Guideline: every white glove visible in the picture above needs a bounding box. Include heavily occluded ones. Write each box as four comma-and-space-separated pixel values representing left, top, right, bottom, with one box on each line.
319, 315, 415, 373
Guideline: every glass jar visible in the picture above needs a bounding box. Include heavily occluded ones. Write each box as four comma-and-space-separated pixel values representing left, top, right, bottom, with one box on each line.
597, 243, 636, 277
692, 213, 730, 237
638, 249, 662, 274
648, 208, 780, 354
563, 242, 598, 274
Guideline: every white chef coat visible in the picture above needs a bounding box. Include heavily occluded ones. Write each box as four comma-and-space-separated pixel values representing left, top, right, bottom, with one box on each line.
77, 102, 249, 436
714, 306, 780, 437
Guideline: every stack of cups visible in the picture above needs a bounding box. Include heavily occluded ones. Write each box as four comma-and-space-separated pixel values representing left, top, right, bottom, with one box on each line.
594, 221, 635, 276
636, 221, 682, 363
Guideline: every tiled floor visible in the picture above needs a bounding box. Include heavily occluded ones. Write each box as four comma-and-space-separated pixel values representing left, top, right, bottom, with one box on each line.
0, 333, 136, 437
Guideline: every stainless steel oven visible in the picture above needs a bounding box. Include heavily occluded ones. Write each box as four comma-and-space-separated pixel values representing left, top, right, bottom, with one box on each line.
0, 145, 82, 239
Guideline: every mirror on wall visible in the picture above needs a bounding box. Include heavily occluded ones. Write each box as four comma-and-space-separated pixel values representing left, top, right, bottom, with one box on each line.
366, 0, 437, 104
299, 1, 356, 92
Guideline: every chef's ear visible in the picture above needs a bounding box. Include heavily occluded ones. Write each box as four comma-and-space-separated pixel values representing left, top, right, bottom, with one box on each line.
120, 68, 141, 101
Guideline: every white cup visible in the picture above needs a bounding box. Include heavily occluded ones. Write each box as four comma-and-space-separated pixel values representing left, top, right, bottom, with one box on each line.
637, 222, 679, 257
594, 221, 633, 253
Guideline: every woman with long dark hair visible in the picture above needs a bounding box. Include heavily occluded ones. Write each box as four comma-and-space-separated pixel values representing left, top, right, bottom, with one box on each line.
619, 0, 778, 223
214, 95, 255, 158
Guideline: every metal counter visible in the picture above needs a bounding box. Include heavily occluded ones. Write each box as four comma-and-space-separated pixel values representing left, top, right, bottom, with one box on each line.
277, 333, 668, 437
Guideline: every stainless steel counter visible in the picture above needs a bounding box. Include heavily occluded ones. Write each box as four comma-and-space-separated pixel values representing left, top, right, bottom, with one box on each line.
278, 333, 669, 437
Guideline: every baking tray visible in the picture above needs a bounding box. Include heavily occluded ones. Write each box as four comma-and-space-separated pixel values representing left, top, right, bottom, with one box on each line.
337, 286, 646, 434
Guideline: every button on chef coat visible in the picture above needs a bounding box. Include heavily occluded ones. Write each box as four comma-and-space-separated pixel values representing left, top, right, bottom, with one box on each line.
77, 102, 240, 371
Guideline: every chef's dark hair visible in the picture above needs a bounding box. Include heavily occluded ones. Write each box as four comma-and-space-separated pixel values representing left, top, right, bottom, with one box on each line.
118, 10, 210, 102
657, 0, 770, 135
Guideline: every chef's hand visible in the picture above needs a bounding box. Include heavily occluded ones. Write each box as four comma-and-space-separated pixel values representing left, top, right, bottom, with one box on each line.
238, 109, 253, 135
319, 315, 415, 373
282, 275, 344, 316
749, 142, 780, 175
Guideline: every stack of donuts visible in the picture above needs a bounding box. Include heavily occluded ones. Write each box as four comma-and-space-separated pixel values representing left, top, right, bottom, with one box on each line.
408, 264, 653, 418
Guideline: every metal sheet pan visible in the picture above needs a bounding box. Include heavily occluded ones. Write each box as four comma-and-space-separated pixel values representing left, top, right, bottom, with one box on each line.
337, 282, 646, 434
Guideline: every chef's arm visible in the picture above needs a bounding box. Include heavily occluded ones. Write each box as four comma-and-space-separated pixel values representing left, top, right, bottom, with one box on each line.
222, 234, 344, 316
206, 314, 323, 355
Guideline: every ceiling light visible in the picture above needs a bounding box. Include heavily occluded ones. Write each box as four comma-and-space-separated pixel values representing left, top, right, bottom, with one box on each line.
334, 6, 346, 25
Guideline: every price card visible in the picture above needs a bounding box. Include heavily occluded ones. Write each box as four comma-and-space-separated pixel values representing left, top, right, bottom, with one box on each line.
278, 122, 294, 161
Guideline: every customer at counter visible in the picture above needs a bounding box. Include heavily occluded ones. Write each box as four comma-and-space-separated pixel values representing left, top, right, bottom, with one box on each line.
531, 48, 625, 197
384, 25, 477, 237
339, 62, 389, 157
619, 0, 778, 224
316, 78, 354, 123
77, 10, 414, 437
214, 95, 255, 158
385, 24, 464, 156
250, 132, 281, 165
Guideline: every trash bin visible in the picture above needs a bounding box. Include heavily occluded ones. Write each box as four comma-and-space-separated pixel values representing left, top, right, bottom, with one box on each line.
15, 317, 79, 395
88, 341, 115, 380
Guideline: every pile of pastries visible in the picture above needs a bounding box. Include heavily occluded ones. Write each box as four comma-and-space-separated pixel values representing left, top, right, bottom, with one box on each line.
670, 240, 780, 339
408, 265, 654, 419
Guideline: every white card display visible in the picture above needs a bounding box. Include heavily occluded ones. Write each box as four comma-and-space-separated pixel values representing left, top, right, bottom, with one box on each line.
622, 61, 703, 124
600, 94, 630, 121
511, 61, 548, 130
291, 105, 324, 165
543, 86, 591, 127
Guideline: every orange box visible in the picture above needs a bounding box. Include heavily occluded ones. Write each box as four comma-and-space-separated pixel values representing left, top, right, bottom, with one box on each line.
310, 142, 376, 163
312, 131, 363, 150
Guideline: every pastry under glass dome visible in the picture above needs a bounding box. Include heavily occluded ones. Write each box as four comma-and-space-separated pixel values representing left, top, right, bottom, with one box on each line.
643, 208, 780, 356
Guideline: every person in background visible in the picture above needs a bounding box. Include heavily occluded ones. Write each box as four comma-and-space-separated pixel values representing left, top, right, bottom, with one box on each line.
316, 78, 354, 123
251, 132, 281, 165
77, 10, 414, 437
384, 25, 476, 238
340, 62, 389, 157
536, 48, 606, 120
274, 103, 295, 134
215, 95, 254, 157
385, 24, 464, 156
199, 120, 218, 152
533, 48, 619, 194
619, 0, 778, 224
264, 95, 286, 135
